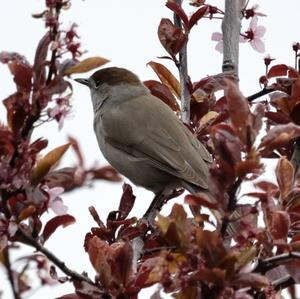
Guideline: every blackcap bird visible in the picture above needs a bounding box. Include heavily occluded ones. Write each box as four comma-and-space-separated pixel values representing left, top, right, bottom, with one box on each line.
75, 67, 213, 218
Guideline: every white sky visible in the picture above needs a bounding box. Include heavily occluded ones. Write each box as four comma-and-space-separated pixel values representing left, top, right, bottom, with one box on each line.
1, 1, 300, 298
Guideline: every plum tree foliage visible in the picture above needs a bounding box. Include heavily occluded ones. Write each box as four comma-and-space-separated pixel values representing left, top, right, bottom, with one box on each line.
1, 1, 300, 299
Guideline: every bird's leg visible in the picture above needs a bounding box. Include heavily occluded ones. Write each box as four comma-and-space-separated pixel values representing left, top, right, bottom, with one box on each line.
143, 191, 166, 225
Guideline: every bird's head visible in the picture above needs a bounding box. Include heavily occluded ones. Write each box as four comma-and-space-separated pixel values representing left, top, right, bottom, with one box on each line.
75, 67, 147, 111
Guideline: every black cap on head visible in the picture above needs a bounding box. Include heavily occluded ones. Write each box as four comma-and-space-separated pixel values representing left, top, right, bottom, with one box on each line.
90, 67, 141, 87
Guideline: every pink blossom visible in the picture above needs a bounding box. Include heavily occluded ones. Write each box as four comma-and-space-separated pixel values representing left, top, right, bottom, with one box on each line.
241, 17, 266, 53
211, 32, 223, 53
48, 101, 69, 130
42, 186, 68, 215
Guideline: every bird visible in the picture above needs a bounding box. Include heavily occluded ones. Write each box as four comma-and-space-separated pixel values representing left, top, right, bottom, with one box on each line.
75, 67, 213, 220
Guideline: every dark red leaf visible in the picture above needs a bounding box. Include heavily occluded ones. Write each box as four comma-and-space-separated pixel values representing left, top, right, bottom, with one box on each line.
259, 123, 300, 152
276, 157, 294, 201
144, 80, 180, 111
265, 111, 290, 124
193, 72, 238, 94
225, 80, 253, 145
255, 181, 278, 193
290, 78, 300, 108
211, 123, 242, 167
44, 167, 80, 191
158, 18, 187, 56
213, 96, 228, 113
118, 226, 142, 240
117, 183, 136, 221
43, 76, 70, 96
68, 136, 84, 167
0, 125, 14, 159
33, 32, 51, 86
165, 1, 189, 29
88, 206, 105, 228
184, 194, 217, 209
270, 210, 290, 242
0, 51, 29, 64
251, 103, 265, 137
188, 5, 208, 29
267, 64, 289, 78
196, 230, 226, 268
30, 138, 48, 154
136, 257, 163, 287
90, 165, 122, 182
3, 92, 30, 135
42, 214, 76, 242
110, 241, 133, 286
9, 62, 33, 91
228, 204, 258, 240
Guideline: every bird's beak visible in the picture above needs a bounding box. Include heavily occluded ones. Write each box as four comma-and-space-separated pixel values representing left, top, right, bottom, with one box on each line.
74, 78, 91, 87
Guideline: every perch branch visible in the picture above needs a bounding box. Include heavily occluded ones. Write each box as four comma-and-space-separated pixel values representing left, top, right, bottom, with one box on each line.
17, 228, 94, 285
253, 252, 300, 274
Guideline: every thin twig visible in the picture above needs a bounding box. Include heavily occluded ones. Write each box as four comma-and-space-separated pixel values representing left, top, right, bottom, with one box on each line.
173, 0, 191, 124
273, 275, 295, 292
46, 6, 60, 84
253, 275, 295, 299
17, 228, 94, 285
247, 88, 275, 102
253, 252, 300, 274
3, 247, 21, 299
220, 177, 242, 237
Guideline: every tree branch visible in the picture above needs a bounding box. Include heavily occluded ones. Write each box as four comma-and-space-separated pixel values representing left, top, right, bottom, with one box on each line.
253, 252, 300, 274
273, 275, 295, 292
222, 0, 246, 74
17, 228, 94, 285
3, 247, 21, 299
173, 0, 191, 124
246, 88, 275, 102
254, 275, 295, 299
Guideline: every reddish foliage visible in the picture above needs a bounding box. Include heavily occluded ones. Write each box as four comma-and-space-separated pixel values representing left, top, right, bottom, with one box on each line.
2, 1, 300, 299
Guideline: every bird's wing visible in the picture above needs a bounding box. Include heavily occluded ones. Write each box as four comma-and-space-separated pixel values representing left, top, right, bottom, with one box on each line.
101, 94, 212, 189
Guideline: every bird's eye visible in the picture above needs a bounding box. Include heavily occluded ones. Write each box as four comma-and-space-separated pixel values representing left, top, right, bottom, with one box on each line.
95, 81, 101, 88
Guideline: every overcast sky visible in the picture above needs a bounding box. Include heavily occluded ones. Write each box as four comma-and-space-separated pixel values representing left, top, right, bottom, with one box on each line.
1, 1, 300, 298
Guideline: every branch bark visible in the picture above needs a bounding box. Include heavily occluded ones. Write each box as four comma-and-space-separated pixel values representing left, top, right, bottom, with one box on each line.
3, 247, 21, 299
222, 0, 246, 74
247, 87, 275, 102
173, 0, 191, 124
17, 228, 94, 285
291, 137, 300, 175
253, 252, 300, 274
